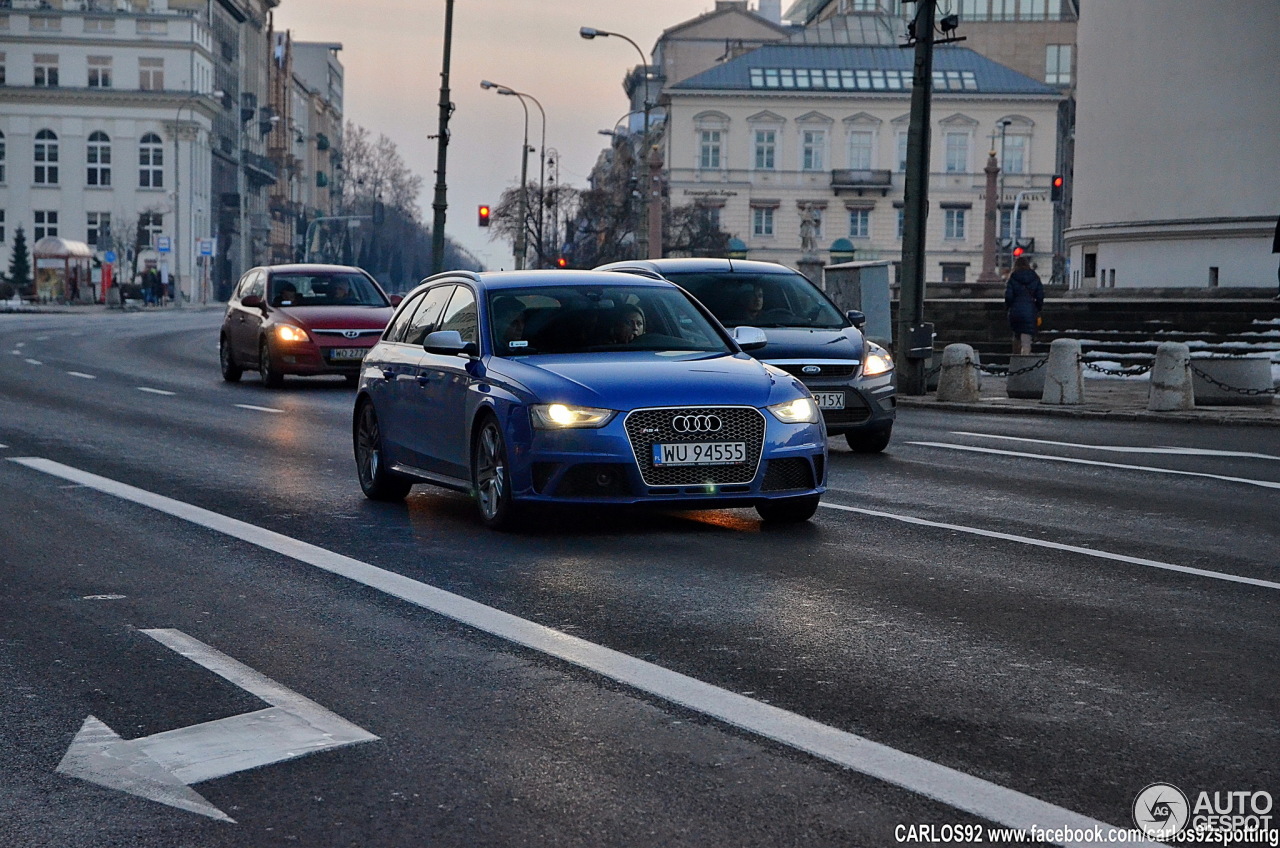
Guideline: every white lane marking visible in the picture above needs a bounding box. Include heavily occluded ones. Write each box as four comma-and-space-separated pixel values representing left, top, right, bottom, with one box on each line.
16, 342, 25, 347
58, 628, 377, 822
25, 358, 43, 366
67, 371, 97, 380
819, 501, 1279, 591
137, 387, 176, 396
952, 432, 1280, 462
0, 444, 8, 449
234, 404, 284, 414
911, 442, 1280, 492
11, 456, 1145, 847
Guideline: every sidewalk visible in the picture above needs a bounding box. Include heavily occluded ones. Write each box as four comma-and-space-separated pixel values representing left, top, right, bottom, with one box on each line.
898, 375, 1280, 427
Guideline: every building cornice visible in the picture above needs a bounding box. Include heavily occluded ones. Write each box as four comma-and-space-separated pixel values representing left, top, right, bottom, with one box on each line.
1065, 216, 1276, 245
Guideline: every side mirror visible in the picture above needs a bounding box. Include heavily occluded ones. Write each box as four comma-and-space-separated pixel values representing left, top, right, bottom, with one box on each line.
845, 309, 867, 330
423, 329, 478, 357
732, 325, 768, 351
389, 294, 404, 306
241, 294, 264, 309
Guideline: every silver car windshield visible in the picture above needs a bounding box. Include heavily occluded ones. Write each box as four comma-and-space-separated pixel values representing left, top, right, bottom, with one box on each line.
660, 271, 846, 329
488, 285, 731, 356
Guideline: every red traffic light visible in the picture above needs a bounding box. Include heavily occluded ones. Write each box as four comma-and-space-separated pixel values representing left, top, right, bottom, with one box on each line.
477, 205, 492, 227
555, 257, 568, 268
1050, 174, 1064, 202
1012, 246, 1025, 258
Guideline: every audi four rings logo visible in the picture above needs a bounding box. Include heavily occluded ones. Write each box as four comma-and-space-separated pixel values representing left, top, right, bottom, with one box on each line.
671, 414, 722, 433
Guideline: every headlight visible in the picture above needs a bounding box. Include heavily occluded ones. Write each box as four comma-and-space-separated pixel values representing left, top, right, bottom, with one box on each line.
274, 324, 309, 343
530, 403, 616, 429
863, 342, 894, 376
767, 397, 818, 424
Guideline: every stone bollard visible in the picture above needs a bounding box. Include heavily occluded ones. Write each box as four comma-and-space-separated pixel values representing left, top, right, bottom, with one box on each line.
936, 343, 980, 402
1190, 355, 1276, 406
1040, 338, 1084, 405
1148, 342, 1194, 411
1006, 354, 1048, 399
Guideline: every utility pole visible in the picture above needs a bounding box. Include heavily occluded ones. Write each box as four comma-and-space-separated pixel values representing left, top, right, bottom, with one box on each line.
430, 0, 455, 275
897, 0, 963, 395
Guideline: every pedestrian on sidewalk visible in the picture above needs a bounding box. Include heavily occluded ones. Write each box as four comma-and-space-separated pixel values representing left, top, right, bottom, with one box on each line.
1004, 256, 1044, 355
1271, 214, 1279, 300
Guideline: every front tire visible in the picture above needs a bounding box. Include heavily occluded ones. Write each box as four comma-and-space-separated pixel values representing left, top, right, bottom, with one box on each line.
756, 493, 821, 524
472, 415, 520, 530
846, 425, 892, 454
354, 401, 412, 501
219, 336, 242, 382
258, 338, 283, 388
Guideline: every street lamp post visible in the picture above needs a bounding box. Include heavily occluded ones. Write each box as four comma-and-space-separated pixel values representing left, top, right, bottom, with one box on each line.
172, 91, 216, 308
482, 81, 546, 267
580, 26, 657, 259
998, 119, 1012, 272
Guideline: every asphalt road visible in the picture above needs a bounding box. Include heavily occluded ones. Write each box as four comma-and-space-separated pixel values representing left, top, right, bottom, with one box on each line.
1, 309, 1276, 848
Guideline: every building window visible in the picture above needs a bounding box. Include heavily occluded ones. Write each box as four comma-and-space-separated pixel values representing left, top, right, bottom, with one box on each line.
944, 131, 969, 173
1020, 0, 1047, 20
801, 130, 826, 171
941, 263, 968, 283
1003, 134, 1027, 174
1046, 44, 1072, 85
850, 0, 879, 10
87, 131, 111, 186
139, 58, 164, 91
137, 19, 169, 36
990, 0, 1015, 20
34, 53, 59, 87
34, 210, 58, 240
88, 56, 112, 88
960, 0, 986, 20
847, 130, 873, 170
34, 129, 59, 185
698, 130, 722, 169
896, 131, 908, 172
848, 208, 870, 239
753, 129, 776, 170
87, 212, 110, 248
139, 133, 164, 188
30, 16, 61, 32
945, 208, 967, 240
999, 208, 1026, 241
140, 211, 163, 246
0, 52, 6, 86
84, 18, 116, 34
0, 209, 5, 243
752, 207, 775, 237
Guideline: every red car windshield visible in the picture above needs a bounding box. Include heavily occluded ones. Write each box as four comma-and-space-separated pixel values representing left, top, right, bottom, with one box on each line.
270, 273, 387, 307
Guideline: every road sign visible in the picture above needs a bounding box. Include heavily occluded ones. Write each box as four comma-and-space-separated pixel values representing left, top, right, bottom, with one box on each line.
103, 250, 117, 264
57, 628, 378, 822
155, 236, 172, 253
197, 238, 215, 257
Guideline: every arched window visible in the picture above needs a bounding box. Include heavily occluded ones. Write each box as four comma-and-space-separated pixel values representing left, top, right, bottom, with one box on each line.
87, 131, 112, 187
139, 132, 163, 188
34, 129, 59, 185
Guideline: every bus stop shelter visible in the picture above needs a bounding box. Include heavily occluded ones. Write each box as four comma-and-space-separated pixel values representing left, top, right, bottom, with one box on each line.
32, 237, 94, 303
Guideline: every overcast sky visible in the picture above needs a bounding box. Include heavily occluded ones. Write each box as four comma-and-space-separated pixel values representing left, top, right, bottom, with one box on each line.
272, 1, 725, 271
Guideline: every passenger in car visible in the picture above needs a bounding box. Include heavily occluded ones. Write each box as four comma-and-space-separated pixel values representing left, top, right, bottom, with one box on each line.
608, 304, 646, 344
273, 281, 298, 306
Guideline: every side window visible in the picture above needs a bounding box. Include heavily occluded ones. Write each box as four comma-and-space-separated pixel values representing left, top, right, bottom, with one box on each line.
402, 285, 455, 346
234, 271, 255, 300
438, 286, 477, 344
246, 271, 265, 300
383, 290, 428, 342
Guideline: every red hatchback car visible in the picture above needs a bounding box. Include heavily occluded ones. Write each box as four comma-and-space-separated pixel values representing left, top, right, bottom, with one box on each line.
220, 264, 400, 387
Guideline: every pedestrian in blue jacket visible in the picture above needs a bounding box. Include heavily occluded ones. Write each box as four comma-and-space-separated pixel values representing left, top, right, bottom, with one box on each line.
1004, 256, 1044, 354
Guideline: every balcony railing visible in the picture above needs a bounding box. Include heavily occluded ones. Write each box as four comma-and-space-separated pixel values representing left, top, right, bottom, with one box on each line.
242, 149, 278, 186
830, 168, 893, 196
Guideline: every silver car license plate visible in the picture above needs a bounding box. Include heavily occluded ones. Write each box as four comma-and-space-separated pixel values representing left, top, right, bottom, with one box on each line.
812, 391, 845, 409
652, 442, 747, 466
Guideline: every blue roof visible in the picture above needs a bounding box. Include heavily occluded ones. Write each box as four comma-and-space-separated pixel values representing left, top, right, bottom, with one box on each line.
672, 44, 1059, 96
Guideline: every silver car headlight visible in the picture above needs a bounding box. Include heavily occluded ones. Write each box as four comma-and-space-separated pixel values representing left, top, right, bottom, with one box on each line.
863, 342, 894, 376
767, 397, 819, 424
530, 403, 616, 429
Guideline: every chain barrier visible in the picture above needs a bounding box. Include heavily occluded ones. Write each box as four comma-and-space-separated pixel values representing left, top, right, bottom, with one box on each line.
972, 357, 1047, 378
1080, 359, 1153, 377
1188, 362, 1279, 396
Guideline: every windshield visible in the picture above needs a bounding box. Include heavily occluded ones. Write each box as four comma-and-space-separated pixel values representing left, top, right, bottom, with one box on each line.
269, 272, 388, 307
660, 270, 847, 329
488, 285, 732, 357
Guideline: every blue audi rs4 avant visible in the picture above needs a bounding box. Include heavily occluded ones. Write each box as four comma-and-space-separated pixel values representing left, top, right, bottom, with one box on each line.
352, 270, 828, 529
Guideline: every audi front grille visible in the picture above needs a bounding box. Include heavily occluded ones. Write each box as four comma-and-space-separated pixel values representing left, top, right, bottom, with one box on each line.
623, 406, 766, 487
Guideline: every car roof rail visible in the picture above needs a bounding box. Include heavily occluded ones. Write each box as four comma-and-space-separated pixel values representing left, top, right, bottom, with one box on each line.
602, 267, 666, 281
416, 269, 483, 285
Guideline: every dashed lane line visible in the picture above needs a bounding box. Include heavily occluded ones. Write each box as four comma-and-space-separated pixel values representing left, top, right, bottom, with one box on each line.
137, 387, 176, 396
819, 500, 1279, 591
9, 456, 1148, 848
951, 432, 1280, 462
24, 358, 42, 366
67, 371, 97, 380
910, 441, 1280, 492
235, 404, 284, 414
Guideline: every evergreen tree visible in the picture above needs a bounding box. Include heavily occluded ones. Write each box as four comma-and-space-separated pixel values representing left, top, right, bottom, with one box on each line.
7, 226, 32, 293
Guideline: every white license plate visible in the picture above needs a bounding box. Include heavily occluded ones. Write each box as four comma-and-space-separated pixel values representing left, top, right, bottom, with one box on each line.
329, 348, 367, 360
652, 441, 747, 467
812, 391, 845, 409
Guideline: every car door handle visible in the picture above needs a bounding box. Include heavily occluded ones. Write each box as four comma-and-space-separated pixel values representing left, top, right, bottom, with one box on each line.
416, 374, 432, 386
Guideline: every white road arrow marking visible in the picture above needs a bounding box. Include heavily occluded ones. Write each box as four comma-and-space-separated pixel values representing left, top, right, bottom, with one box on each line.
56, 628, 378, 822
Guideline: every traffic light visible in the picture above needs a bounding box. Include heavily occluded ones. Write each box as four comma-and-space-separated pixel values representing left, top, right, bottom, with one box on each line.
1051, 174, 1064, 202
477, 205, 492, 227
1012, 245, 1025, 258
555, 256, 568, 268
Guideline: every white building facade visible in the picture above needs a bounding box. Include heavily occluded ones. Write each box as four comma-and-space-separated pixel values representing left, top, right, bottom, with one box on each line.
665, 43, 1063, 281
1064, 0, 1280, 291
